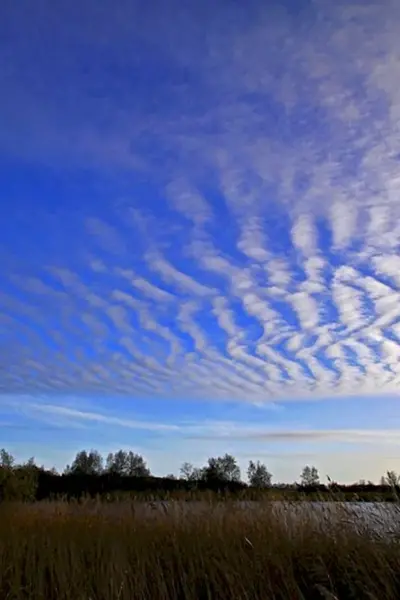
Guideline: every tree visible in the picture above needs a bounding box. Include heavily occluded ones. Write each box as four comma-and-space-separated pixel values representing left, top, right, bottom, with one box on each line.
204, 454, 241, 483
385, 470, 399, 487
0, 450, 38, 501
0, 449, 14, 469
247, 460, 272, 488
105, 450, 150, 477
126, 451, 150, 477
180, 462, 194, 480
24, 457, 37, 469
65, 450, 104, 475
300, 465, 320, 487
106, 450, 128, 475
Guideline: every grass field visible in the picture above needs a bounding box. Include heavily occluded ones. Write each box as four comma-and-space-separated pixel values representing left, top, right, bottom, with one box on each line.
0, 499, 400, 599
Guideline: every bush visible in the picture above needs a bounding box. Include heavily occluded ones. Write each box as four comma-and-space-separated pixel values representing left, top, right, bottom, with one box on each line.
0, 465, 39, 502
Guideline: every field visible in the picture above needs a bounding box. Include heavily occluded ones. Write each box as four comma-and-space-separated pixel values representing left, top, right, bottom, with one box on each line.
1, 499, 400, 599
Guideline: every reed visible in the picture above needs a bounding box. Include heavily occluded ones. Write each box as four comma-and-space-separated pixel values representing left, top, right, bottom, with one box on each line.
0, 499, 399, 599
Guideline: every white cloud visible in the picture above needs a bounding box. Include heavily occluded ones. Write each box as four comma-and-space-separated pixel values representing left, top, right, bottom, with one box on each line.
5, 0, 400, 411
237, 216, 270, 262
211, 296, 241, 339
265, 258, 292, 288
291, 214, 317, 256
86, 217, 126, 255
112, 289, 141, 310
177, 301, 208, 353
146, 251, 216, 297
290, 292, 320, 331
115, 268, 175, 302
372, 255, 400, 288
330, 201, 358, 250
166, 177, 213, 225
332, 279, 367, 331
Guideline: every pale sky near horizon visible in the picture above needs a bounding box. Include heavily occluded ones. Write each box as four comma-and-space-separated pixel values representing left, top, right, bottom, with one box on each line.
2, 0, 400, 483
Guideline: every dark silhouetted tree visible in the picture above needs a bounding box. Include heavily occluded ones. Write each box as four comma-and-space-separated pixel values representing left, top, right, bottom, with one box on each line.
105, 450, 128, 475
180, 462, 194, 480
247, 460, 272, 487
65, 450, 104, 475
204, 454, 241, 483
0, 449, 14, 468
0, 451, 39, 501
105, 450, 150, 477
385, 470, 399, 487
125, 451, 150, 477
300, 465, 320, 486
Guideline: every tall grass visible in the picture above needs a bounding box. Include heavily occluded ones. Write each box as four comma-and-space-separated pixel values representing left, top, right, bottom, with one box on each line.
0, 499, 399, 599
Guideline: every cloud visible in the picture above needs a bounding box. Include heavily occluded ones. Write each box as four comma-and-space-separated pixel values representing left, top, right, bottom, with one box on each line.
181, 424, 400, 446
330, 202, 358, 250
177, 301, 208, 353
23, 403, 182, 432
372, 255, 400, 288
146, 251, 216, 297
332, 277, 368, 332
86, 217, 126, 256
166, 177, 213, 225
4, 0, 400, 414
11, 397, 400, 451
290, 292, 320, 331
237, 217, 270, 262
291, 214, 317, 256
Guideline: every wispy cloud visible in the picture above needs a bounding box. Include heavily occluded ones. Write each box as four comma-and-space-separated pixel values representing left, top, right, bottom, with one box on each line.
8, 398, 400, 449
189, 429, 400, 446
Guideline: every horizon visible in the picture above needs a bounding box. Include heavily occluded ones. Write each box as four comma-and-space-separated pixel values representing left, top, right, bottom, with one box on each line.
0, 445, 394, 486
2, 0, 400, 484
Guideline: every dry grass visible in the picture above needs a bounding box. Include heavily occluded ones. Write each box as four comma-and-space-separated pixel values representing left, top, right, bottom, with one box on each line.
0, 499, 399, 599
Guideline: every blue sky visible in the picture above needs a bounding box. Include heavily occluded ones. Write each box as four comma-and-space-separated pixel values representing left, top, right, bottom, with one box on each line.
2, 0, 400, 483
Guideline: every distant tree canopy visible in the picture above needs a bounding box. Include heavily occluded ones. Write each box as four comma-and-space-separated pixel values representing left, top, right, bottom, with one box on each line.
203, 454, 241, 483
247, 461, 272, 488
179, 455, 241, 484
63, 449, 151, 478
105, 450, 150, 477
384, 470, 400, 487
180, 462, 203, 481
64, 450, 104, 476
0, 449, 15, 469
0, 450, 40, 501
0, 447, 400, 502
300, 465, 320, 487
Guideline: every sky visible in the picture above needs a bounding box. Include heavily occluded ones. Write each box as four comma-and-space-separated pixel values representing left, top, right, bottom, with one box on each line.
2, 0, 400, 483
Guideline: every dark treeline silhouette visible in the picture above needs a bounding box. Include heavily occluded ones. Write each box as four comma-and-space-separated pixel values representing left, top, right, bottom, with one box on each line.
0, 448, 399, 502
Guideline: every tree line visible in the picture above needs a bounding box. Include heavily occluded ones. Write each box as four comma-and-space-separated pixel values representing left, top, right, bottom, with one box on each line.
0, 447, 399, 501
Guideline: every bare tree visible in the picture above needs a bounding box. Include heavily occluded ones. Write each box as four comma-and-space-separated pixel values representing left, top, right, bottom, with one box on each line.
180, 462, 195, 480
